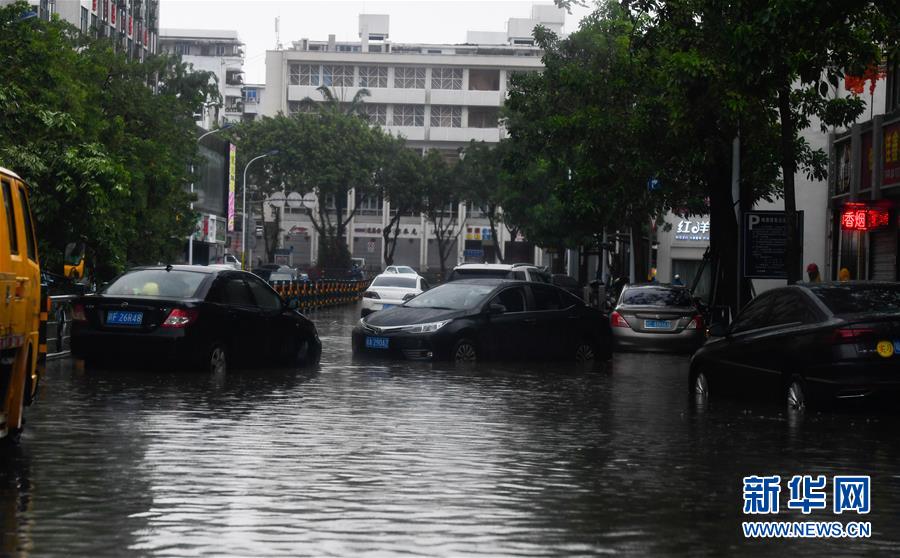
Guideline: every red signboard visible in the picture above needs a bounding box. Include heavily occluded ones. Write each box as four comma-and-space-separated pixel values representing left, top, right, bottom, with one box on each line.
92, 0, 97, 12
840, 203, 890, 231
110, 3, 115, 25
884, 121, 900, 186
128, 15, 133, 36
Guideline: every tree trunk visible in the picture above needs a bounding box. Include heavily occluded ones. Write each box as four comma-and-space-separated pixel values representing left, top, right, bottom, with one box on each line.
487, 213, 503, 263
778, 85, 802, 284
708, 160, 739, 314
630, 217, 647, 285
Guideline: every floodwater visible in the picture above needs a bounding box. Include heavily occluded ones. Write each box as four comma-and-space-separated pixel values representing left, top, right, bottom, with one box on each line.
3, 305, 900, 557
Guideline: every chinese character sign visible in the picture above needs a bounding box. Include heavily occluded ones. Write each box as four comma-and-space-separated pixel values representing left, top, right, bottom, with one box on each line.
674, 219, 710, 241
743, 475, 871, 515
839, 204, 889, 232
227, 144, 236, 232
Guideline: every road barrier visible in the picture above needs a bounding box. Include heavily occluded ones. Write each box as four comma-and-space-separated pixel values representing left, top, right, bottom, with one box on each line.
271, 279, 369, 313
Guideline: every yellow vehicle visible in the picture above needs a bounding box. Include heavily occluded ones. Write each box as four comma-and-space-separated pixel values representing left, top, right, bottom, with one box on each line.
0, 167, 45, 443
63, 242, 85, 279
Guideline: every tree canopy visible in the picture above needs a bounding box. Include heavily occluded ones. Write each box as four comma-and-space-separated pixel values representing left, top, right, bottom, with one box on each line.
0, 1, 218, 279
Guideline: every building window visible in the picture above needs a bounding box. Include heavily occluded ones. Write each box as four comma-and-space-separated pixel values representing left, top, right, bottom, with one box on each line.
81, 6, 89, 33
431, 105, 461, 128
290, 63, 320, 86
244, 88, 259, 104
215, 44, 226, 56
468, 106, 499, 128
394, 67, 425, 89
356, 193, 384, 216
364, 104, 387, 125
469, 69, 500, 91
431, 67, 462, 90
358, 66, 387, 88
391, 105, 424, 127
888, 59, 900, 114
323, 65, 354, 87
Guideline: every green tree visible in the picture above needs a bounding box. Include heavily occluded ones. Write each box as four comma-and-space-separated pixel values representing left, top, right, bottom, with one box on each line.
457, 141, 509, 262
421, 150, 464, 276
0, 2, 217, 278
228, 110, 387, 270
375, 138, 426, 266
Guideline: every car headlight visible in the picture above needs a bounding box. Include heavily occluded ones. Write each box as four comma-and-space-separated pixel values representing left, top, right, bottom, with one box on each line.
402, 320, 451, 334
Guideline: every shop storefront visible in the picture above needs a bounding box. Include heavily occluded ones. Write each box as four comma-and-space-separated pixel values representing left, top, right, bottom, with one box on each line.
656, 212, 712, 300
831, 116, 900, 280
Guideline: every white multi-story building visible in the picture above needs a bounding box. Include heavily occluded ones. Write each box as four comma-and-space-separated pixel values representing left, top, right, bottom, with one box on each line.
159, 29, 245, 129
2, 0, 160, 59
257, 7, 566, 271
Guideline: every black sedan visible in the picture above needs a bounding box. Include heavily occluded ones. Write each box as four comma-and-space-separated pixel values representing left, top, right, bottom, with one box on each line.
71, 265, 321, 373
352, 278, 612, 363
689, 282, 900, 411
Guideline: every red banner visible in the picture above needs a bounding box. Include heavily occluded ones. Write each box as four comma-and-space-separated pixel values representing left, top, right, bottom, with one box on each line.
128, 15, 133, 36
111, 3, 115, 25
92, 0, 97, 12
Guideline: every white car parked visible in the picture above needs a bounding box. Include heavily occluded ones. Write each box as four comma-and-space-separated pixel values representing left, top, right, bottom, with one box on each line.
361, 273, 430, 317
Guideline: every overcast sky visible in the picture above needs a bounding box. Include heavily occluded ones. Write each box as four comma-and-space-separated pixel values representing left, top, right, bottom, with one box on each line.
160, 0, 596, 84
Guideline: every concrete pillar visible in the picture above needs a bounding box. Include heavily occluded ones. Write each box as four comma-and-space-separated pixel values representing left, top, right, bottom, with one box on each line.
850, 123, 862, 201
420, 214, 428, 270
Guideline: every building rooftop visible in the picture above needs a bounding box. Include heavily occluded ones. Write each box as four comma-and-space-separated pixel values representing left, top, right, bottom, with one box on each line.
160, 29, 241, 41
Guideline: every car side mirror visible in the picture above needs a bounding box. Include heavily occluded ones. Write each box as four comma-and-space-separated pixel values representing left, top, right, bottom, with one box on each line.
488, 303, 506, 315
707, 322, 728, 337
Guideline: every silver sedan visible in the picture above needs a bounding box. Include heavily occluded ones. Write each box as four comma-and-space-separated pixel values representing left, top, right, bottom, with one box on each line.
610, 284, 706, 353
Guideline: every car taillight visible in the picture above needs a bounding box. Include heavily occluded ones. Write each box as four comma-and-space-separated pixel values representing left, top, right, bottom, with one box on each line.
72, 303, 86, 322
830, 327, 875, 344
686, 315, 703, 330
363, 291, 380, 299
611, 311, 631, 328
162, 308, 198, 328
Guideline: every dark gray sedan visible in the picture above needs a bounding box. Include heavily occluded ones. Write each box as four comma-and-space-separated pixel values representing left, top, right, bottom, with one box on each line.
610, 284, 705, 352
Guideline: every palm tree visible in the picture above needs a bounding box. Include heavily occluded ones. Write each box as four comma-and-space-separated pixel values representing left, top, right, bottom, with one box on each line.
300, 85, 370, 118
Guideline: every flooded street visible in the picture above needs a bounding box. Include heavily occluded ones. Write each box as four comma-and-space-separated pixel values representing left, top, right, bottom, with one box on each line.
3, 304, 900, 557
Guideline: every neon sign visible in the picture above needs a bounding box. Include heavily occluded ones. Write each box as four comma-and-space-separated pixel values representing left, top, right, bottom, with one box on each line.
840, 204, 890, 231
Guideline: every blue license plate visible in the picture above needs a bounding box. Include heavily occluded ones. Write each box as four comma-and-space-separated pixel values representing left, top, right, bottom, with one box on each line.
107, 310, 143, 326
365, 336, 389, 349
644, 319, 671, 329
382, 304, 394, 310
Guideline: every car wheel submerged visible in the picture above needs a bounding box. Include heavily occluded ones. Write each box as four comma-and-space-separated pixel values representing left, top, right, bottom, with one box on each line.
574, 342, 595, 363
452, 339, 477, 363
787, 377, 806, 413
208, 343, 228, 374
690, 369, 709, 407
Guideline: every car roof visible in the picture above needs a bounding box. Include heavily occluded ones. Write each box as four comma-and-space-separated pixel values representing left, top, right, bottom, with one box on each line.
0, 167, 22, 180
445, 278, 528, 286
128, 265, 247, 275
372, 272, 420, 280
624, 282, 686, 289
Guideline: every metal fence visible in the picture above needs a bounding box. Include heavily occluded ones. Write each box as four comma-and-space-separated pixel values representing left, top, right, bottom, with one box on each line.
47, 295, 76, 360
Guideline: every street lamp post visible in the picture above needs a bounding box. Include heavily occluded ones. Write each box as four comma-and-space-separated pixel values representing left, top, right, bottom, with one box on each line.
242, 150, 279, 270
189, 123, 233, 265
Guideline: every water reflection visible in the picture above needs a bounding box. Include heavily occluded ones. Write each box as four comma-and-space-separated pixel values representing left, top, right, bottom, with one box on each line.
3, 306, 900, 556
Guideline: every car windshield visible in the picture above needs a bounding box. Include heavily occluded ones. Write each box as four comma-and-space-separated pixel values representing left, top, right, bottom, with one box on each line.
811, 284, 900, 315
404, 283, 495, 310
372, 276, 418, 288
103, 270, 206, 298
269, 273, 294, 281
622, 287, 692, 307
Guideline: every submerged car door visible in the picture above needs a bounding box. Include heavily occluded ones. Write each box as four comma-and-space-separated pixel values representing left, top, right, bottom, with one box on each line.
245, 274, 290, 359
528, 284, 570, 359
485, 286, 537, 360
206, 274, 263, 363
754, 290, 823, 396
709, 292, 776, 394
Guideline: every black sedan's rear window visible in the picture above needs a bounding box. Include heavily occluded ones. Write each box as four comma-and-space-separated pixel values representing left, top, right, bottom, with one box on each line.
103, 270, 207, 298
811, 284, 900, 315
622, 287, 692, 307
